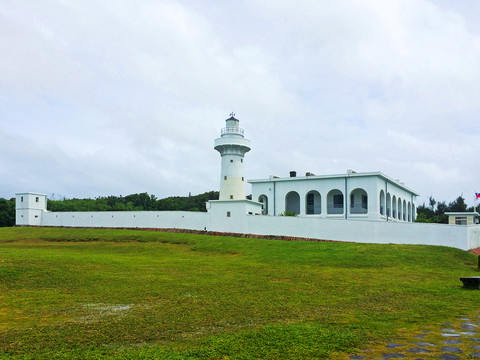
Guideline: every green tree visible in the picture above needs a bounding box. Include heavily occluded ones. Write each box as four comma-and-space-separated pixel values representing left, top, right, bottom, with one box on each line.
448, 195, 467, 212
0, 198, 15, 227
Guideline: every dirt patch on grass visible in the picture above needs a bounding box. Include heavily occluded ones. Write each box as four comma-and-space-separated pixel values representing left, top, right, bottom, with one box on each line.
469, 247, 480, 255
29, 225, 350, 244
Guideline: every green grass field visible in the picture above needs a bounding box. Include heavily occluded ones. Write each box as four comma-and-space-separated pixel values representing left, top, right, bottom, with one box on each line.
0, 227, 479, 359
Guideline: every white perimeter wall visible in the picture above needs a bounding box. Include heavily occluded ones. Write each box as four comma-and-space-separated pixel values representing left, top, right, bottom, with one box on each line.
36, 209, 480, 251
239, 216, 478, 251
42, 211, 210, 230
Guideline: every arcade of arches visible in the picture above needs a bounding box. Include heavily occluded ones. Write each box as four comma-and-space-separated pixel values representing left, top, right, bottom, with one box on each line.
257, 188, 415, 221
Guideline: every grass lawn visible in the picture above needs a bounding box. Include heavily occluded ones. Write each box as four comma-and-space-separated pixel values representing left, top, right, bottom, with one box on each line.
0, 227, 479, 359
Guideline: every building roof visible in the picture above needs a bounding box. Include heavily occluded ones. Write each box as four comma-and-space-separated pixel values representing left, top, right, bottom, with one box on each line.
248, 170, 419, 196
15, 192, 47, 196
445, 212, 480, 216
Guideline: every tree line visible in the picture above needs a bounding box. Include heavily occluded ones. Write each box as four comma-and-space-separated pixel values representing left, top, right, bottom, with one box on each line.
415, 195, 479, 223
0, 198, 15, 227
47, 191, 219, 212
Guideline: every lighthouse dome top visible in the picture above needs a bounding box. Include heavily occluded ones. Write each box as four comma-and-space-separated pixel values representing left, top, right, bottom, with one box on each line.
221, 113, 244, 137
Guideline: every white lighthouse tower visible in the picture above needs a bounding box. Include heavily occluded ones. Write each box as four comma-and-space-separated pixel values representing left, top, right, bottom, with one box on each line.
214, 113, 250, 200
206, 114, 263, 218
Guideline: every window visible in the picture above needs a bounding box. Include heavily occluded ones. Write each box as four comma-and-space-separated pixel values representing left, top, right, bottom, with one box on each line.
224, 176, 227, 180
306, 191, 321, 215
242, 177, 244, 181
333, 194, 343, 208
34, 215, 38, 218
230, 159, 233, 163
327, 190, 343, 214
362, 195, 367, 209
307, 193, 314, 206
21, 196, 24, 202
227, 211, 231, 217
36, 197, 39, 202
241, 159, 243, 163
230, 195, 233, 199
455, 217, 467, 225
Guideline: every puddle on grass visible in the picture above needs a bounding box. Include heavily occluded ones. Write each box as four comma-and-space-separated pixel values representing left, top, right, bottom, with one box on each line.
84, 304, 133, 312
78, 303, 133, 322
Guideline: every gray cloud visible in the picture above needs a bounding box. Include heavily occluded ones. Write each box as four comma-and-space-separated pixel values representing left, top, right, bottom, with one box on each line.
1, 0, 479, 206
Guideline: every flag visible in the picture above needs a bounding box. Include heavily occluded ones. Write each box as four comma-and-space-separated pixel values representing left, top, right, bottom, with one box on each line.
476, 193, 480, 200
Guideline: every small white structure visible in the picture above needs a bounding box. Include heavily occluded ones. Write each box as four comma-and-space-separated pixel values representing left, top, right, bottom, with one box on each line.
445, 212, 480, 225
249, 170, 418, 222
207, 114, 263, 216
15, 192, 48, 226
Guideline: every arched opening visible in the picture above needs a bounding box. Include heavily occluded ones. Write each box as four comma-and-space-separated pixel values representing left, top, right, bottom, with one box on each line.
392, 195, 397, 219
407, 201, 411, 222
398, 198, 402, 220
386, 193, 391, 217
403, 200, 407, 221
379, 190, 385, 216
350, 188, 368, 214
285, 191, 300, 215
412, 203, 416, 221
327, 189, 344, 215
258, 194, 268, 215
306, 191, 321, 215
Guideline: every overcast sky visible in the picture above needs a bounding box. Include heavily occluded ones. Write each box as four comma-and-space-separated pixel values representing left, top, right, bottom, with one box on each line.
1, 0, 480, 206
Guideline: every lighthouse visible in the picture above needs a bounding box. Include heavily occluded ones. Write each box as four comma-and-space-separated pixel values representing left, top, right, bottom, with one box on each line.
206, 114, 263, 218
214, 114, 251, 201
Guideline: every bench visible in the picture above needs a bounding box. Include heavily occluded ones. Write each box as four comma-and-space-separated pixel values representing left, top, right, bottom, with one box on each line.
460, 276, 480, 289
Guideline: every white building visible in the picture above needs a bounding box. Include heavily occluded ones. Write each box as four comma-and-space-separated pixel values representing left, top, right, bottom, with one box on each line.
250, 170, 418, 222
445, 212, 480, 226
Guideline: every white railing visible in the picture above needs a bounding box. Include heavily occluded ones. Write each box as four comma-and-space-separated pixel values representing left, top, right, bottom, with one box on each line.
221, 127, 244, 135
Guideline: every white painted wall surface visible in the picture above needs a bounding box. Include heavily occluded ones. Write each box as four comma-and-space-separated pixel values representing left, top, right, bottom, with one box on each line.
41, 211, 210, 230
467, 225, 480, 250
237, 216, 475, 251
207, 200, 263, 217
15, 209, 43, 226
218, 153, 247, 200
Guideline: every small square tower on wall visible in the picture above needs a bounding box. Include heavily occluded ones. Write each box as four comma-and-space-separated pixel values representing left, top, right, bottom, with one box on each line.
15, 192, 47, 226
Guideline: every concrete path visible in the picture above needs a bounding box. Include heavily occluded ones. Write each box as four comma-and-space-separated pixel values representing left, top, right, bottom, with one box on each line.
348, 315, 480, 359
